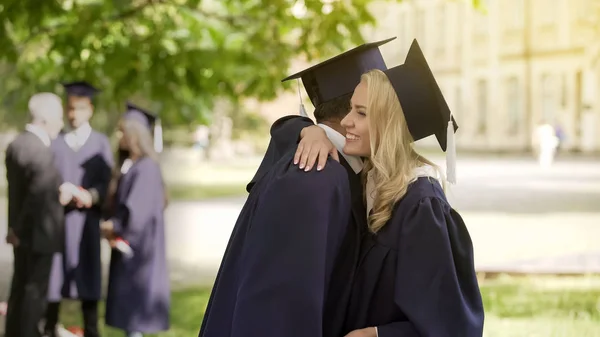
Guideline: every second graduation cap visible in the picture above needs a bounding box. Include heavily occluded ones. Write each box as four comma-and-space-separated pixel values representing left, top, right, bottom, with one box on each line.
124, 102, 163, 153
383, 39, 458, 183
383, 39, 458, 151
62, 81, 100, 98
282, 37, 396, 107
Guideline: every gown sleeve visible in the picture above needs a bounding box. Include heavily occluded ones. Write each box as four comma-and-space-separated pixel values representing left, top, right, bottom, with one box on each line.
110, 162, 163, 246
246, 115, 314, 192
10, 143, 61, 236
231, 164, 351, 337
376, 197, 484, 337
89, 135, 115, 205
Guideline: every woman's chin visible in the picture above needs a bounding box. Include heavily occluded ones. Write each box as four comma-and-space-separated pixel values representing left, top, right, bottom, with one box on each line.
342, 144, 361, 157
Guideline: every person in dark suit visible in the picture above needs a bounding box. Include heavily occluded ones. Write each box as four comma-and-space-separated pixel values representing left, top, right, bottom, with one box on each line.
4, 93, 69, 337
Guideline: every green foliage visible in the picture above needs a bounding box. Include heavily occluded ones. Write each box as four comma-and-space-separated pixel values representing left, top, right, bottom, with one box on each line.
0, 0, 479, 129
0, 0, 377, 128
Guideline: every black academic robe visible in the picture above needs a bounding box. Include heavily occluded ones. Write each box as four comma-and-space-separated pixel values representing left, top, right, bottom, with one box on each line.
244, 114, 369, 337
246, 115, 314, 192
344, 177, 485, 337
5, 132, 64, 254
4, 131, 64, 337
200, 151, 353, 337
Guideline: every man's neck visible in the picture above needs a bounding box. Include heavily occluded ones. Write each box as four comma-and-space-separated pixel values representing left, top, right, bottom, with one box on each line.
70, 121, 91, 132
25, 123, 51, 147
316, 122, 363, 174
318, 120, 345, 136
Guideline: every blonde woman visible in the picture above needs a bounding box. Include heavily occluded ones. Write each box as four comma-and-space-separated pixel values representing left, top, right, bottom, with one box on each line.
101, 103, 170, 337
295, 40, 484, 337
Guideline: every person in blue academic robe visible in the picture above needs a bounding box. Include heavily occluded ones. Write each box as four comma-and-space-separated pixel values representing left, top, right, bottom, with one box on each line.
45, 81, 114, 337
294, 40, 485, 337
101, 103, 169, 337
199, 38, 395, 337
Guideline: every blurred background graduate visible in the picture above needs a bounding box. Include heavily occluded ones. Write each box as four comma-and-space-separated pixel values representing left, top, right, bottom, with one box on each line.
100, 103, 169, 337
45, 81, 114, 337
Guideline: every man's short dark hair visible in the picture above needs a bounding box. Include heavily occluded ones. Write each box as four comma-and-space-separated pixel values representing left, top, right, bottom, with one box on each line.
313, 93, 352, 124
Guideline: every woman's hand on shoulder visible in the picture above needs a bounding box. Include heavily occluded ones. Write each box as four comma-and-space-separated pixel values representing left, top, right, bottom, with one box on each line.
344, 327, 378, 337
294, 125, 339, 172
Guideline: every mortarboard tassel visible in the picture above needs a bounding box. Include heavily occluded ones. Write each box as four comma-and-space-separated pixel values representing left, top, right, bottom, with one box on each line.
297, 78, 308, 117
154, 118, 163, 153
299, 102, 308, 117
446, 117, 457, 184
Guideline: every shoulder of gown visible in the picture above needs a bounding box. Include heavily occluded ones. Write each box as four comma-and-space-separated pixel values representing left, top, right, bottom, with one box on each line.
229, 155, 351, 337
246, 115, 314, 192
377, 177, 485, 337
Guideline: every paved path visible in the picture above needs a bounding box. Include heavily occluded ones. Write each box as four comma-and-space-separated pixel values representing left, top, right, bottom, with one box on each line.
1, 155, 599, 298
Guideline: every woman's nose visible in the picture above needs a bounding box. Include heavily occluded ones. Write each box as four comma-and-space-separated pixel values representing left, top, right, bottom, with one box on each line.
341, 112, 352, 128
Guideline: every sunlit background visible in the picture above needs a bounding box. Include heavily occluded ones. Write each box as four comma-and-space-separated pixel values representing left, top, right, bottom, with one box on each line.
1, 0, 600, 336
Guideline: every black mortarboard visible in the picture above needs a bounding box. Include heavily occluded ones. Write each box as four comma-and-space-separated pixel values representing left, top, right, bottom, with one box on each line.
124, 102, 163, 152
383, 39, 458, 151
282, 37, 396, 107
384, 39, 458, 183
62, 81, 100, 98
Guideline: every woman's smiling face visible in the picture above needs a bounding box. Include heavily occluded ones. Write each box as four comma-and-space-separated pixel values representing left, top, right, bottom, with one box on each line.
341, 80, 371, 157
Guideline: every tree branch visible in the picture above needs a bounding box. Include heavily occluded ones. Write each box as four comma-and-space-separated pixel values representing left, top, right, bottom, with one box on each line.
165, 1, 251, 28
23, 0, 164, 43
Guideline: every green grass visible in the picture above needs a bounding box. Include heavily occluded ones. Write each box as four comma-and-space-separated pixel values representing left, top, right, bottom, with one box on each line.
480, 275, 600, 320
57, 275, 600, 337
0, 183, 248, 203
59, 287, 212, 337
480, 275, 600, 337
167, 183, 247, 201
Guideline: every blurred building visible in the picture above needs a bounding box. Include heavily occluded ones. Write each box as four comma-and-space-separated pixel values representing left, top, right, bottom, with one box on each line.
364, 0, 600, 152
253, 0, 600, 153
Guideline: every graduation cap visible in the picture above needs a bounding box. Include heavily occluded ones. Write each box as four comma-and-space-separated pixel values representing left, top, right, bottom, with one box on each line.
282, 37, 396, 116
383, 39, 458, 183
62, 81, 100, 98
124, 102, 163, 153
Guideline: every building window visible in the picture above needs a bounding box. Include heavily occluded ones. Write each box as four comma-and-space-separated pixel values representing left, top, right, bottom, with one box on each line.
506, 77, 521, 135
455, 3, 464, 60
435, 4, 447, 55
416, 8, 426, 47
507, 0, 524, 29
540, 74, 557, 122
473, 0, 490, 36
575, 0, 592, 22
477, 79, 487, 135
561, 73, 568, 108
398, 11, 405, 44
539, 0, 559, 26
454, 86, 462, 120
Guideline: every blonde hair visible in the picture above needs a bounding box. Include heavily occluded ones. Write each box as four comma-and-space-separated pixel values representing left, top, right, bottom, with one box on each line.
362, 69, 441, 233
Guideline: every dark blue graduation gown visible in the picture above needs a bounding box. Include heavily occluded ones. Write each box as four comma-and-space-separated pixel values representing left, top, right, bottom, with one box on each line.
48, 131, 113, 301
345, 177, 484, 337
200, 150, 356, 337
105, 157, 170, 333
246, 115, 314, 192
246, 114, 368, 336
